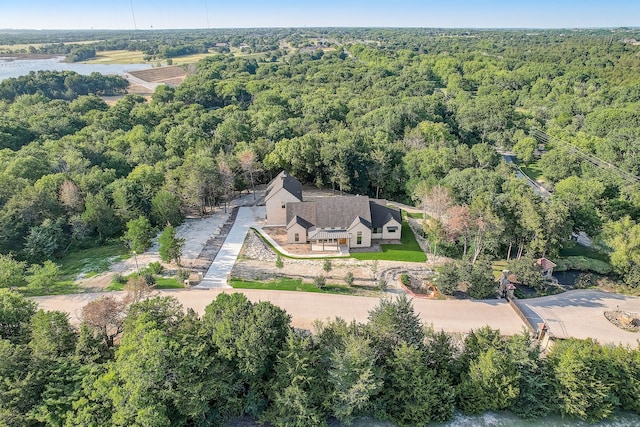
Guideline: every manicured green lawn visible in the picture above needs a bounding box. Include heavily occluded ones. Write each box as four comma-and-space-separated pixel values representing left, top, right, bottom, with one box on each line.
106, 275, 184, 291
405, 212, 424, 219
351, 222, 426, 262
155, 277, 184, 289
492, 260, 509, 280
230, 278, 358, 295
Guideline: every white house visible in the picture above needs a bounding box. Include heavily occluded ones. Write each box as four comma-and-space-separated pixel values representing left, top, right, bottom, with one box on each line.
265, 171, 402, 251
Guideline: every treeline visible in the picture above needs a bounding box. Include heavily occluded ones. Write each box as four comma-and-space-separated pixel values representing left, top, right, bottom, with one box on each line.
0, 71, 127, 102
64, 46, 96, 63
1, 289, 638, 426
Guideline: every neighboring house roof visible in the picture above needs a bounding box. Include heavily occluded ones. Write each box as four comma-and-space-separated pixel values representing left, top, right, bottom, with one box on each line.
286, 215, 314, 230
265, 171, 303, 202
536, 257, 557, 271
369, 200, 402, 227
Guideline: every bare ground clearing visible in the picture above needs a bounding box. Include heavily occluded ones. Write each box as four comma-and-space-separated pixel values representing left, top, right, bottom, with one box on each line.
79, 192, 259, 292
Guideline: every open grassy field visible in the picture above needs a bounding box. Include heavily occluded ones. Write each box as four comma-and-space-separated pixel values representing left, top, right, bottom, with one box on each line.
351, 222, 426, 262
83, 50, 147, 64
83, 49, 216, 65
492, 260, 509, 280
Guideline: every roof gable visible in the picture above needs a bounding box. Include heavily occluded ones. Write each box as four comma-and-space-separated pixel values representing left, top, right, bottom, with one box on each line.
265, 171, 302, 202
369, 200, 401, 227
348, 216, 372, 230
286, 215, 314, 230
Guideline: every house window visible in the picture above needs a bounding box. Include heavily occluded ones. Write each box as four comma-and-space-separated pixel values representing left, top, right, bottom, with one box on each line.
387, 226, 398, 233
281, 202, 286, 209
295, 233, 300, 242
357, 231, 362, 245
373, 227, 382, 234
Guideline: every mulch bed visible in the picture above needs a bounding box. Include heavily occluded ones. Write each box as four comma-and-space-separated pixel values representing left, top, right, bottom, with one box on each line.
604, 310, 640, 332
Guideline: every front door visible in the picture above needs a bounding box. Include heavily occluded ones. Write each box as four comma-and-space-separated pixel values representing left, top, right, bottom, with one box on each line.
339, 238, 347, 245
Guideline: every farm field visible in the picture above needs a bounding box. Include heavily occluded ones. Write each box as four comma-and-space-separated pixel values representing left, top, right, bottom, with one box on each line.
83, 49, 217, 65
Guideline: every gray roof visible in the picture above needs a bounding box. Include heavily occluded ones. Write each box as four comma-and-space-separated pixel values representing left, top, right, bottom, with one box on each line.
287, 196, 371, 230
369, 200, 402, 228
265, 171, 302, 202
286, 215, 314, 230
308, 229, 350, 240
286, 195, 373, 230
286, 201, 317, 226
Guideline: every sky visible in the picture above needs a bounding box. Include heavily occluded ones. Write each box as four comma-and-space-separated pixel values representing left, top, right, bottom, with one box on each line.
1, 0, 639, 30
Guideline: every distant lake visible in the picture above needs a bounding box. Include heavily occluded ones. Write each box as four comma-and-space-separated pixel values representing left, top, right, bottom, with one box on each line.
0, 56, 152, 81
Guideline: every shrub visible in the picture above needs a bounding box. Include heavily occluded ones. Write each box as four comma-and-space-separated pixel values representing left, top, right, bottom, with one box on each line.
377, 278, 388, 291
507, 257, 545, 291
147, 261, 163, 274
344, 271, 354, 286
436, 261, 460, 295
400, 273, 411, 287
176, 269, 190, 282
575, 272, 597, 289
323, 258, 332, 272
313, 275, 326, 289
466, 261, 496, 299
112, 273, 127, 284
555, 256, 612, 275
275, 255, 284, 269
141, 272, 156, 286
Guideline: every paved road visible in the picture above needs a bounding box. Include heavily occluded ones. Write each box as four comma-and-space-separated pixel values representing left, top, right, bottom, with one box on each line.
32, 289, 639, 346
33, 288, 526, 335
195, 206, 266, 288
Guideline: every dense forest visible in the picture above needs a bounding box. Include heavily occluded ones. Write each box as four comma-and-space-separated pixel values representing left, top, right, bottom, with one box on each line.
2, 28, 640, 426
2, 28, 640, 290
1, 289, 639, 426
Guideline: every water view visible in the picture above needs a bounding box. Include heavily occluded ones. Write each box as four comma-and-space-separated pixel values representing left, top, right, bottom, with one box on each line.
0, 56, 151, 81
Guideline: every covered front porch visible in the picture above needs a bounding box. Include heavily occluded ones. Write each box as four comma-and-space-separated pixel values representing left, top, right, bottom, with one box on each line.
309, 229, 350, 253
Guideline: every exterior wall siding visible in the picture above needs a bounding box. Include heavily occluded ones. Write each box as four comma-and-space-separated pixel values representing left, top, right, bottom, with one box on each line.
287, 223, 308, 244
265, 188, 302, 225
347, 222, 372, 248
382, 219, 402, 240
